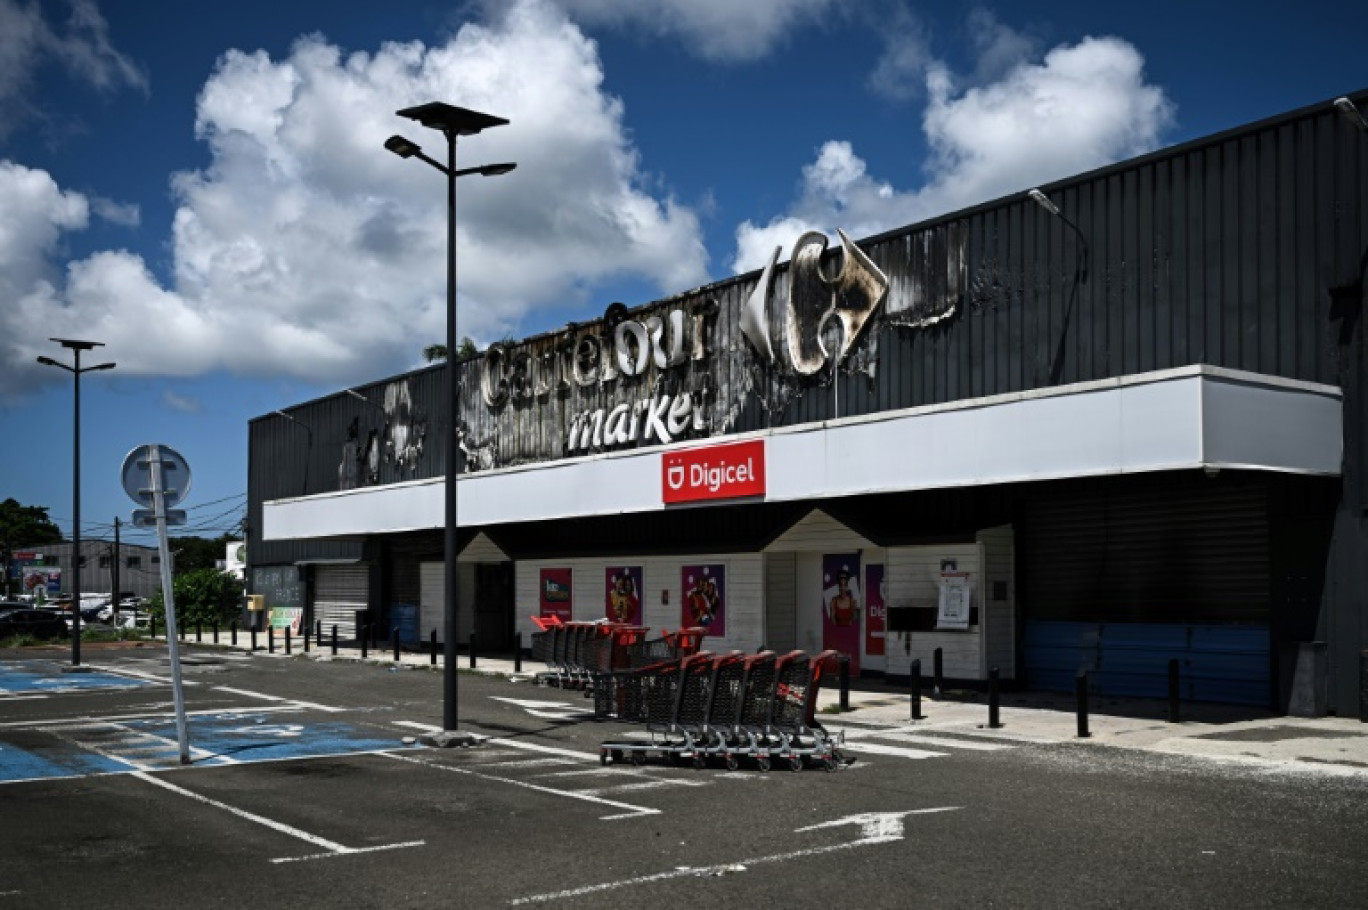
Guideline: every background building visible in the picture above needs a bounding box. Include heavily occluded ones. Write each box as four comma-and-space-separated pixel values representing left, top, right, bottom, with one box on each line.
8, 541, 169, 602
248, 91, 1368, 715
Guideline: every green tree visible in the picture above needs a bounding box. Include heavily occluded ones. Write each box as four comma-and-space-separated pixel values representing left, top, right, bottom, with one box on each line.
0, 498, 64, 548
148, 568, 245, 626
423, 336, 481, 362
169, 535, 240, 573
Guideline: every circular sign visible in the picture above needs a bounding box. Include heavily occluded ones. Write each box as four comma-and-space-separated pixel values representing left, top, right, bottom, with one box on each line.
121, 444, 193, 508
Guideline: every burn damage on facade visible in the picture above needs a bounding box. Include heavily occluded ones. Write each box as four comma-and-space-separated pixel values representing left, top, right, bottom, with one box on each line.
249, 91, 1368, 717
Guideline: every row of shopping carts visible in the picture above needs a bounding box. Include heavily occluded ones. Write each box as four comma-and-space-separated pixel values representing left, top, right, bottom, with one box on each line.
528, 619, 705, 689
594, 649, 851, 773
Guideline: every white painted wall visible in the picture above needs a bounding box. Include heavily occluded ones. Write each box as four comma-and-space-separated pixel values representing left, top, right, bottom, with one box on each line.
977, 525, 1016, 679
883, 543, 983, 680
514, 553, 765, 655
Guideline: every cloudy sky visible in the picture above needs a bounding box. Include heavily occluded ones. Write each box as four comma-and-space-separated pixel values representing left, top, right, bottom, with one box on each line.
1, 0, 1363, 548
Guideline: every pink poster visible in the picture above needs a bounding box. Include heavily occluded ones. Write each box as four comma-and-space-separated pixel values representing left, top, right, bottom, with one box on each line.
681, 564, 725, 636
822, 553, 861, 673
605, 566, 643, 624
539, 568, 572, 622
865, 563, 885, 657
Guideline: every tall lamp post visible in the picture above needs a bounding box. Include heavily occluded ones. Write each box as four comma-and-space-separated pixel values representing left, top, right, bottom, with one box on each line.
385, 102, 515, 744
37, 338, 115, 667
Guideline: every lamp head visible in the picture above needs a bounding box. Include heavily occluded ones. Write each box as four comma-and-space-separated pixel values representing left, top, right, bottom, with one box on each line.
385, 135, 422, 158
1334, 97, 1368, 132
1028, 188, 1062, 217
477, 162, 517, 177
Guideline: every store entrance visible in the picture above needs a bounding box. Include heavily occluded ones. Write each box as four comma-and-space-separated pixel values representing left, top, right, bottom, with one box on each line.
474, 562, 514, 653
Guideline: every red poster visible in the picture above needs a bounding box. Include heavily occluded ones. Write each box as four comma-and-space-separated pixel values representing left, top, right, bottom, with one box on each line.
539, 568, 572, 622
681, 564, 725, 636
662, 440, 765, 504
605, 566, 643, 624
822, 553, 860, 674
865, 564, 885, 657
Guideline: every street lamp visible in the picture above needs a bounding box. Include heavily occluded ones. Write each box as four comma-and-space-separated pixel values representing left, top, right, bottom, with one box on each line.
37, 338, 115, 667
386, 102, 515, 745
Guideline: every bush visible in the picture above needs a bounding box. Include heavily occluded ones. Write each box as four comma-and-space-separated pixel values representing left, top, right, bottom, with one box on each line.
148, 569, 244, 627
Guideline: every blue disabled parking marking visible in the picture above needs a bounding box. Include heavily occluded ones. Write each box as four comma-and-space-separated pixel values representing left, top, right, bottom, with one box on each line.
0, 739, 130, 782
0, 661, 155, 696
122, 712, 407, 764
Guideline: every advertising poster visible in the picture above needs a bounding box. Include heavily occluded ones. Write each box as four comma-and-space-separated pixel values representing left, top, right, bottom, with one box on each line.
539, 568, 573, 622
269, 607, 304, 635
822, 553, 861, 673
864, 563, 886, 657
23, 567, 61, 597
605, 566, 643, 624
936, 571, 972, 630
681, 564, 725, 636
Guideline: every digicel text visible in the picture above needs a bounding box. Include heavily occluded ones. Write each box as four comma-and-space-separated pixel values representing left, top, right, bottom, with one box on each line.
690, 458, 753, 492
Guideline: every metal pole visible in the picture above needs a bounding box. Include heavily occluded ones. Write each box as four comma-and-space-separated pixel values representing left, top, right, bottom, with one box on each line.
443, 127, 461, 732
303, 623, 310, 652
71, 348, 82, 666
1168, 658, 1181, 723
430, 628, 438, 666
469, 632, 477, 669
514, 631, 522, 674
933, 647, 943, 698
213, 621, 219, 644
1076, 669, 1091, 738
394, 627, 401, 663
268, 625, 275, 654
332, 624, 338, 657
149, 446, 191, 764
251, 626, 257, 651
988, 666, 1001, 729
361, 625, 369, 660
285, 627, 292, 655
231, 620, 238, 646
910, 658, 923, 721
838, 655, 850, 712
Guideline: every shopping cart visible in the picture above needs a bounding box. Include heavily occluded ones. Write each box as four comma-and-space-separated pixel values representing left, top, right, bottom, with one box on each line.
597, 651, 719, 766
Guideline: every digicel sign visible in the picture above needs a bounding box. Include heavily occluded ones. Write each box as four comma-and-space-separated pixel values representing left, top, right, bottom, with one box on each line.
662, 439, 766, 504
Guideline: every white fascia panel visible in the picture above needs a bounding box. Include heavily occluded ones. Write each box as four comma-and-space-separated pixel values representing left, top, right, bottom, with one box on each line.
262, 367, 1341, 541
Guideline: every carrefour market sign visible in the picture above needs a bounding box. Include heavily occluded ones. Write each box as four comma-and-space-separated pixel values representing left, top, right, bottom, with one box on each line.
662, 440, 766, 505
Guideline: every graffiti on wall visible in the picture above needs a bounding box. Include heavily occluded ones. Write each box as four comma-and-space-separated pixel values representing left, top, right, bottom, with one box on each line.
338, 379, 428, 491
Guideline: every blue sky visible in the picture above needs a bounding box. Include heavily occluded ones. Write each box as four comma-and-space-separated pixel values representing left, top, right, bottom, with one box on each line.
1, 0, 1364, 550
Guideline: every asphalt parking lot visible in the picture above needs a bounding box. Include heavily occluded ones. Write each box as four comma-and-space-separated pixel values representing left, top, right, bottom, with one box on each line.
3, 643, 1367, 909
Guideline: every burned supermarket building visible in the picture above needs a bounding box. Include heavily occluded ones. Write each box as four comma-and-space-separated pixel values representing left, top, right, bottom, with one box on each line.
247, 91, 1368, 716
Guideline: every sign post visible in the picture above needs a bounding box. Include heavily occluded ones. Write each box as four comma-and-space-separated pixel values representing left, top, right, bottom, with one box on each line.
122, 444, 192, 764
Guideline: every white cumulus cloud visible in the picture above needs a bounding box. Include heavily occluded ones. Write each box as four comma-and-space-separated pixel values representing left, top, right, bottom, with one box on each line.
733, 32, 1173, 271
0, 0, 708, 398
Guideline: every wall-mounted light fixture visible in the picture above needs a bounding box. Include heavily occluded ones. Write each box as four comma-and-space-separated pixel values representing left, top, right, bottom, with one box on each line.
1334, 97, 1368, 132
1028, 187, 1088, 282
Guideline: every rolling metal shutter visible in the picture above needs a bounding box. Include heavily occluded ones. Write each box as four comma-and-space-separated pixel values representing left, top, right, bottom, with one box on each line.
313, 564, 369, 640
1022, 477, 1271, 705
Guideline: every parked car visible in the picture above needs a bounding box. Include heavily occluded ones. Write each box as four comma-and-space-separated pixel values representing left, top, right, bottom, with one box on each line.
0, 608, 69, 640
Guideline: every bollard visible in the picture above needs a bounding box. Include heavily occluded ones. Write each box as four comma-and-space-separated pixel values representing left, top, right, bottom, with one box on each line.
988, 666, 1001, 729
838, 655, 850, 712
195, 622, 202, 643
285, 627, 292, 655
514, 631, 522, 674
303, 624, 310, 653
1168, 658, 1181, 723
933, 647, 944, 698
393, 627, 401, 663
430, 629, 438, 666
1075, 669, 1091, 738
150, 615, 157, 639
179, 623, 186, 642
231, 620, 238, 647
469, 632, 478, 669
251, 627, 258, 651
213, 622, 219, 644
910, 658, 924, 720
268, 625, 275, 654
331, 624, 338, 657
361, 625, 369, 660
316, 620, 323, 645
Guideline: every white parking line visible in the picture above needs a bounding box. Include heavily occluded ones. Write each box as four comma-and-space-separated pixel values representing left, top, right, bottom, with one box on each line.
213, 686, 344, 713
842, 741, 948, 760
382, 751, 661, 821
132, 771, 424, 863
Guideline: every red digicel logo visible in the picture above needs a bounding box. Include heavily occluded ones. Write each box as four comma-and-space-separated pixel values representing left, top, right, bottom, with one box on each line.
662, 440, 766, 504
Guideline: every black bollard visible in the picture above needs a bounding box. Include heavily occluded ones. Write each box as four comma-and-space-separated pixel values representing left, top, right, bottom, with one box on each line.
1075, 669, 1091, 738
910, 658, 924, 720
251, 626, 258, 651
361, 625, 369, 660
838, 655, 850, 712
213, 622, 219, 644
331, 624, 338, 657
284, 627, 292, 655
933, 647, 944, 698
430, 629, 438, 666
469, 632, 477, 669
231, 620, 238, 647
303, 624, 310, 653
268, 625, 275, 654
195, 623, 202, 643
316, 620, 322, 645
1168, 658, 1181, 723
393, 627, 400, 663
514, 631, 522, 674
988, 666, 1001, 729
150, 615, 157, 639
